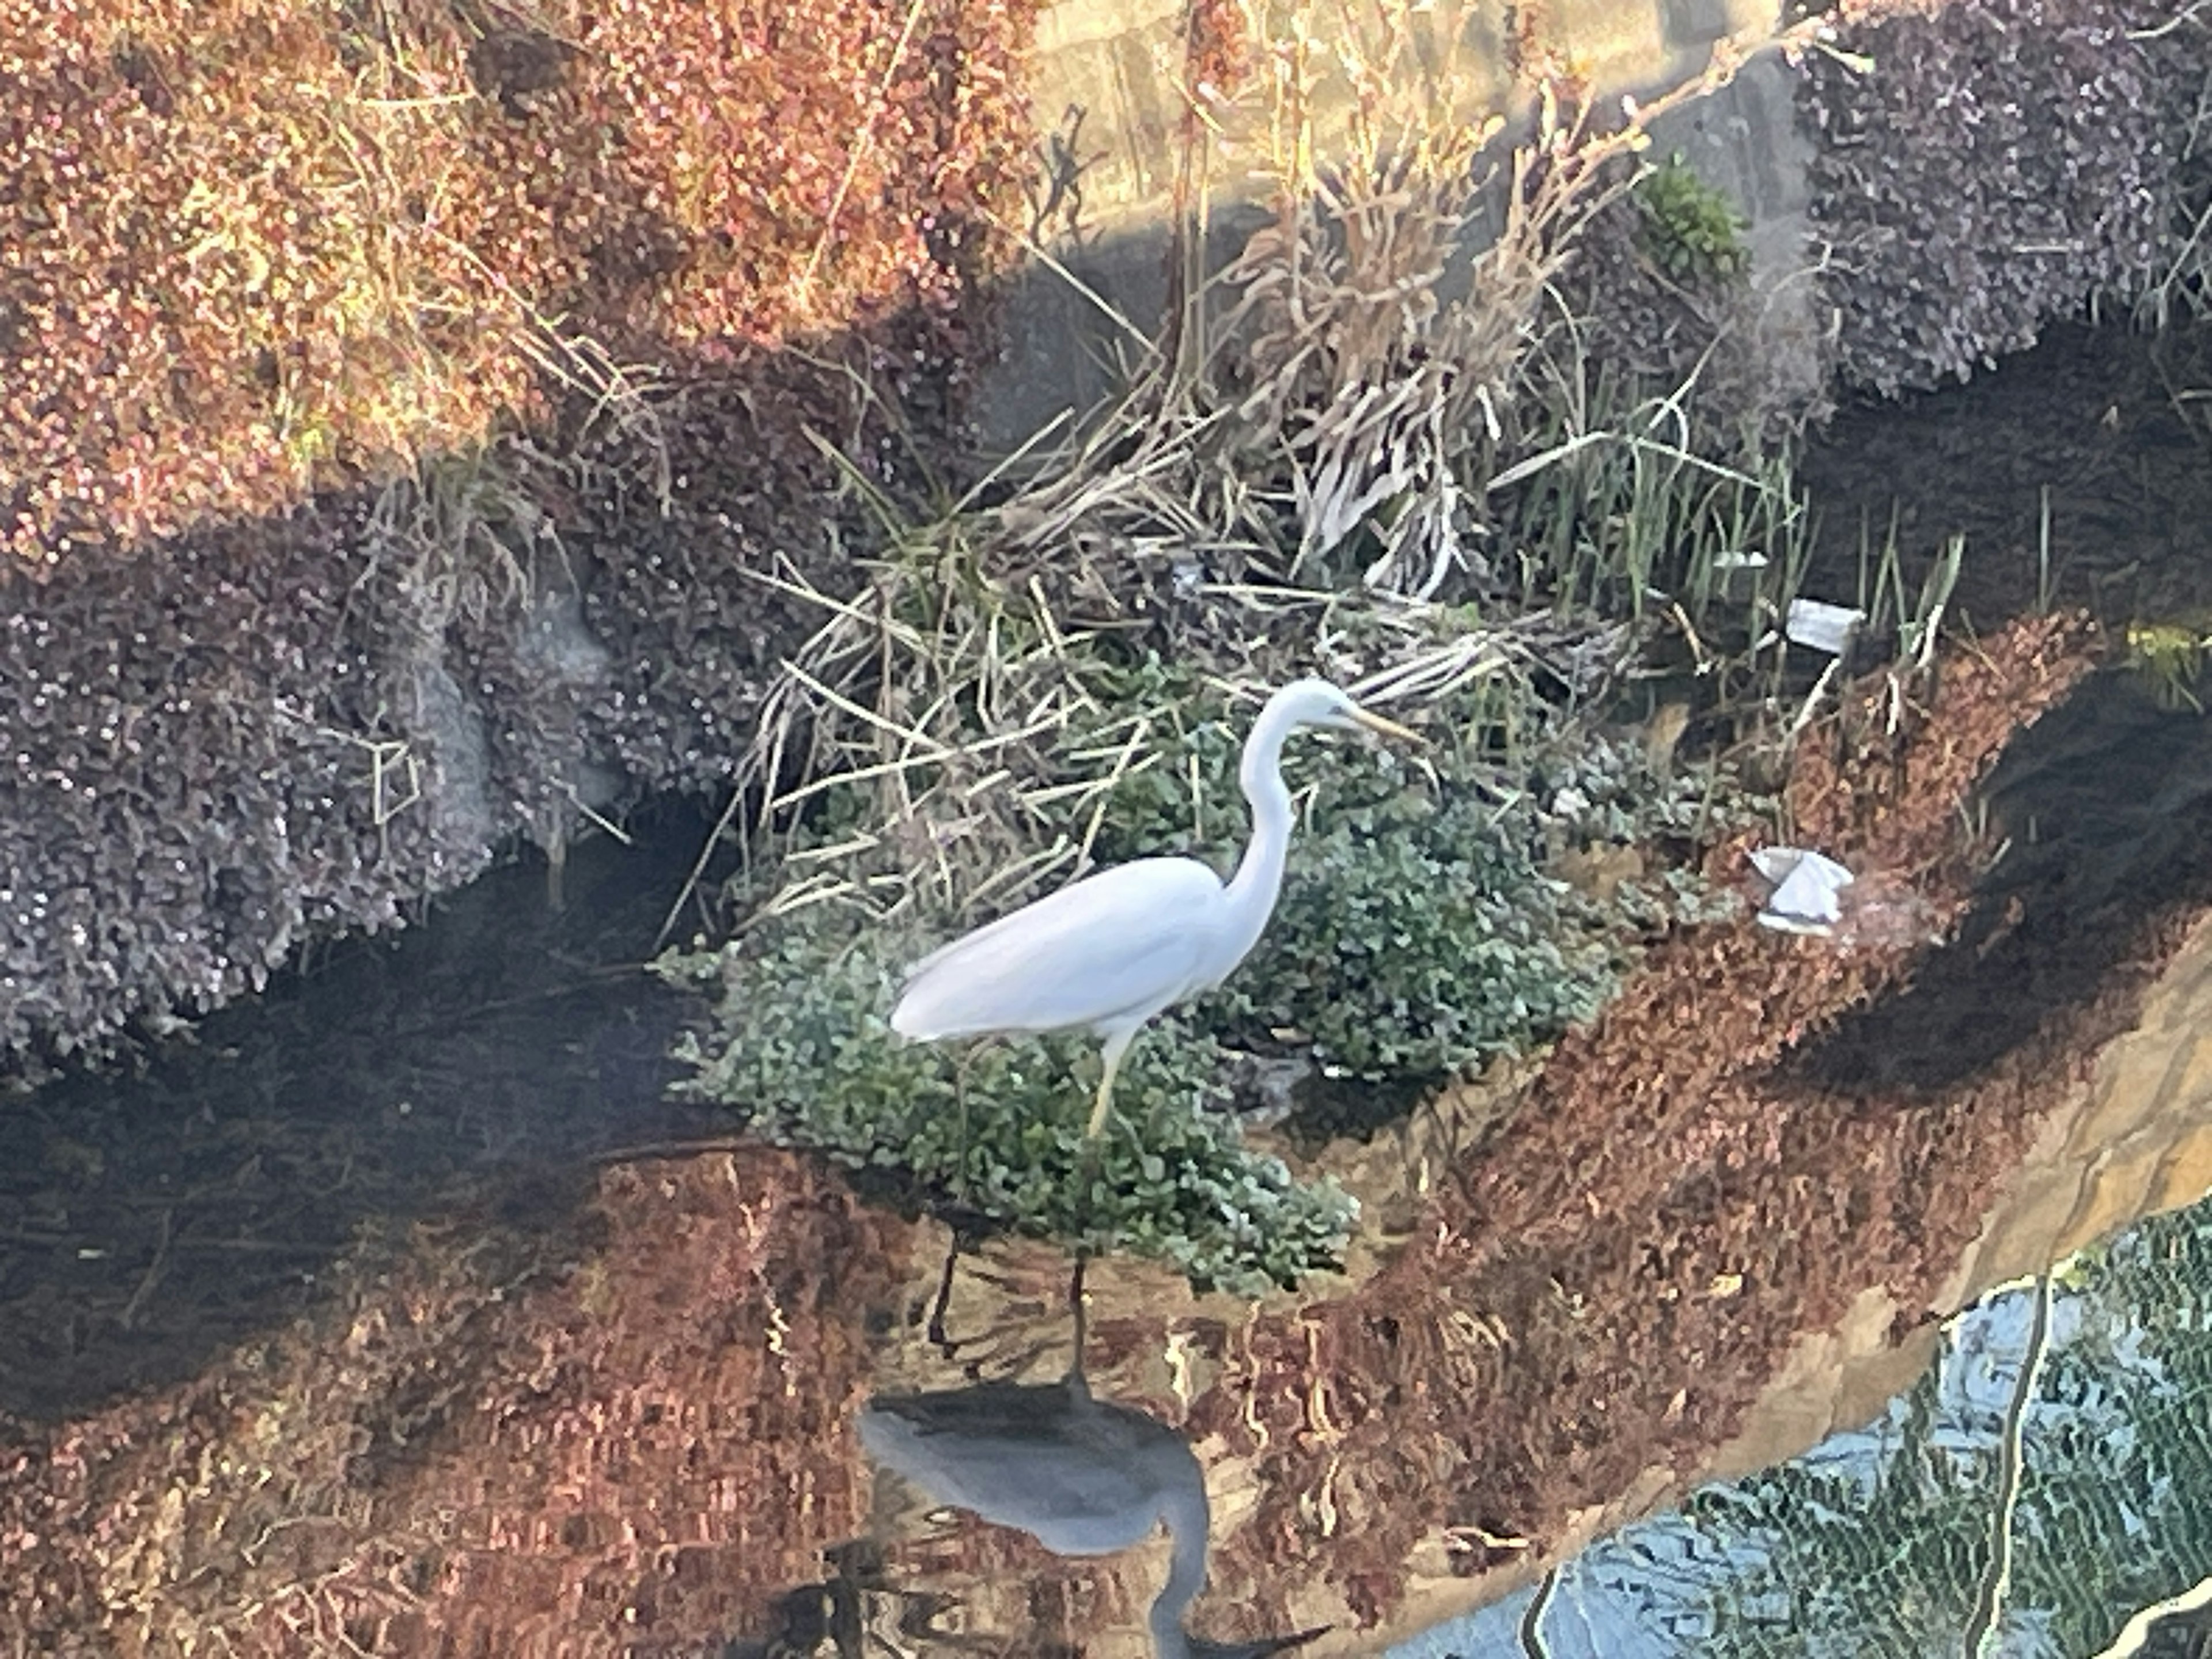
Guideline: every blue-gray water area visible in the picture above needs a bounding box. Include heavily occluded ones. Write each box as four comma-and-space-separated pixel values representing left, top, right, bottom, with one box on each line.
1392, 1187, 2212, 1659
0, 804, 732, 1421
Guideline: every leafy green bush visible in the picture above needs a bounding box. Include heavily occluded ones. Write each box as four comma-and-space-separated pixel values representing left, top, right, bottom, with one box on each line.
661, 639, 1758, 1292
1635, 154, 1749, 285
664, 579, 1763, 1293
657, 922, 1359, 1294
1057, 671, 1749, 1079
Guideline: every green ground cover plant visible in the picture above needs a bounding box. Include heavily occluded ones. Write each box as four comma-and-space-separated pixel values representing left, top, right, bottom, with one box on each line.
1634, 155, 1751, 285
666, 927, 1353, 1294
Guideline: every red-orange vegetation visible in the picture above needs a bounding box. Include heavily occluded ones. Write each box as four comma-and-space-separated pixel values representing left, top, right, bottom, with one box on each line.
1184, 0, 1254, 107
1182, 614, 2137, 1631
0, 1150, 911, 1656
0, 0, 1039, 563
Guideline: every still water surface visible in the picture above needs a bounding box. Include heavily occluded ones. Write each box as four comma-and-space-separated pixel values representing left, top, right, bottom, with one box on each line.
6, 324, 2212, 1654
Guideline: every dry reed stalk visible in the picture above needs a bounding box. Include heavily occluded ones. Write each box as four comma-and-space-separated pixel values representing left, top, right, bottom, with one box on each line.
1227, 5, 1839, 597
734, 492, 1588, 940
718, 3, 1839, 936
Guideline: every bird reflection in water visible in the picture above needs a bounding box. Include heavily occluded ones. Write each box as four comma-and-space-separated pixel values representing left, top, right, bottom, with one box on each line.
858, 1260, 1323, 1659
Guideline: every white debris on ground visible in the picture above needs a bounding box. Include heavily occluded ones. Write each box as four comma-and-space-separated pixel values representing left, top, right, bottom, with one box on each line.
1749, 846, 1857, 937
1784, 597, 1868, 657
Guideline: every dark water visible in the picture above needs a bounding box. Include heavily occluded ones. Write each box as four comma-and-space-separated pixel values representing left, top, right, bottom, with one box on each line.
1799, 320, 2212, 628
0, 806, 727, 1420
2, 321, 2211, 1654
1793, 668, 2212, 1101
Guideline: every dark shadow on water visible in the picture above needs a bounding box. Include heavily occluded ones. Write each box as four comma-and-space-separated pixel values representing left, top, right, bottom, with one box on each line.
1790, 668, 2212, 1101
1800, 320, 2212, 628
0, 801, 732, 1423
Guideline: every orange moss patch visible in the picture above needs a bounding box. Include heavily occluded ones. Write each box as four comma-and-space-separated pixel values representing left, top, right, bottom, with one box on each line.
0, 1151, 910, 1656
1183, 0, 1253, 107
0, 0, 1038, 562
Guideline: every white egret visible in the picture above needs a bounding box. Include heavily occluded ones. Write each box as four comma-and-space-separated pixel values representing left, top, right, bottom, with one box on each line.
891, 677, 1418, 1135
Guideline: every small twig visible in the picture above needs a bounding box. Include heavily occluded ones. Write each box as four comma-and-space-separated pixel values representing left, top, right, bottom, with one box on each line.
1787, 653, 1845, 741
2127, 0, 2210, 39
975, 202, 1164, 360
561, 783, 633, 845
654, 785, 743, 952
119, 1207, 175, 1332
798, 0, 933, 301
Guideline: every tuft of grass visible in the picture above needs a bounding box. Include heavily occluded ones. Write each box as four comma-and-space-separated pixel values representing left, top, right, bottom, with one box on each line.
2123, 619, 2211, 711
1856, 516, 1968, 671
1496, 340, 1813, 708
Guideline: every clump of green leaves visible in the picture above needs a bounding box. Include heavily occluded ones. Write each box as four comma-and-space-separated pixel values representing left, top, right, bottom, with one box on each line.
664, 630, 1759, 1293
1064, 669, 1750, 1079
657, 922, 1359, 1294
1635, 154, 1750, 285
2123, 619, 2211, 712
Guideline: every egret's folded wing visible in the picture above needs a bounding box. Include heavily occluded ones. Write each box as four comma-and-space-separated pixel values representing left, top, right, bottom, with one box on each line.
893, 858, 1220, 1039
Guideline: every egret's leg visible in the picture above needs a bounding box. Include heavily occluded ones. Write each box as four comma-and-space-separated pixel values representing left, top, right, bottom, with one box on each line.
1067, 1253, 1089, 1384
1087, 1031, 1134, 1138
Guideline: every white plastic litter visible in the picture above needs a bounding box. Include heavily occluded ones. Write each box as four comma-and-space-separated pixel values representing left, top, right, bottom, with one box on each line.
1750, 846, 1854, 936
1785, 597, 1867, 656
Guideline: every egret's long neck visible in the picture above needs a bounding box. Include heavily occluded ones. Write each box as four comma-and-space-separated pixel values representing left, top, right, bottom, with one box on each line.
1146, 1478, 1215, 1659
1220, 697, 1297, 964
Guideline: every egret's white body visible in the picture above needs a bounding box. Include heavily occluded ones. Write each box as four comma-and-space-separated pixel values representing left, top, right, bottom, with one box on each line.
891, 678, 1416, 1134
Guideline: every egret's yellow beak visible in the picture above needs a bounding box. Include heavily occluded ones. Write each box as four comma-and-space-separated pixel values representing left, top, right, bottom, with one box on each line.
1349, 704, 1423, 745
